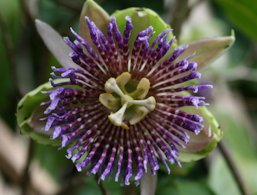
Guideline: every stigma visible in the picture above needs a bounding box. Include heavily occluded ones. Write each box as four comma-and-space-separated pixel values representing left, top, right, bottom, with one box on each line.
99, 72, 156, 129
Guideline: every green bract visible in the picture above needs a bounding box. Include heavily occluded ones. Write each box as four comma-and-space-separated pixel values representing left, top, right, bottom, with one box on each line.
176, 31, 235, 69
79, 0, 110, 47
17, 82, 59, 145
113, 7, 177, 65
113, 7, 174, 47
179, 106, 222, 162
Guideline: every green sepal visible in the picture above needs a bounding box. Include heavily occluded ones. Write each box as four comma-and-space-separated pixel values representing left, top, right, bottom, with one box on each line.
17, 82, 60, 146
179, 106, 223, 162
112, 7, 177, 49
80, 0, 110, 42
177, 30, 235, 69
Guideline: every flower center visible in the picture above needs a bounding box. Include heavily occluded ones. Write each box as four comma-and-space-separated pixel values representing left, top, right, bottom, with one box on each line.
99, 72, 156, 129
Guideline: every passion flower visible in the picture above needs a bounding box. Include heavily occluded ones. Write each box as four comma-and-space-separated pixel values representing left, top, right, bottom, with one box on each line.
17, 0, 233, 186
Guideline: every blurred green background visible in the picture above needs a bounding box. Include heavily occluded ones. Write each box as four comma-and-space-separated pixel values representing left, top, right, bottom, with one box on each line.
0, 0, 257, 194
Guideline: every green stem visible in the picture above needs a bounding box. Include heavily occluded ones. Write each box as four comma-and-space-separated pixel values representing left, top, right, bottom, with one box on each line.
218, 141, 250, 195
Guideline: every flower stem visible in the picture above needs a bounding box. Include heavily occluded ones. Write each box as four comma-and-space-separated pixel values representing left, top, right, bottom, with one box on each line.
95, 175, 108, 195
167, 0, 189, 39
218, 141, 250, 195
55, 173, 85, 195
167, 0, 205, 39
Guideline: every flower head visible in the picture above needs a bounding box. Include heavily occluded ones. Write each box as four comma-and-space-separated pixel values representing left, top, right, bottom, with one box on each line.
17, 0, 232, 187
40, 15, 212, 185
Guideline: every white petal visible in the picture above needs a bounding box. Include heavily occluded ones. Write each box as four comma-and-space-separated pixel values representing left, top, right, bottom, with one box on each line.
35, 19, 78, 68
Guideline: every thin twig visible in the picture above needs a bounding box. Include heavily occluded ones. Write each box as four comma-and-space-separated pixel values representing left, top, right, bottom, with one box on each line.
55, 169, 88, 195
0, 13, 23, 99
167, 0, 205, 39
55, 177, 84, 195
19, 0, 35, 24
218, 141, 250, 195
21, 140, 35, 195
95, 176, 108, 195
167, 0, 189, 39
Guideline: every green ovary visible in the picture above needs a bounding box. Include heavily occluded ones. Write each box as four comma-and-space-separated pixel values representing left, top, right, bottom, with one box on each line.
99, 72, 156, 129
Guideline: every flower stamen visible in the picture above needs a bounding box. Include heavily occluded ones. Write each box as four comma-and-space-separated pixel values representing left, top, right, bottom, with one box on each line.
100, 72, 156, 129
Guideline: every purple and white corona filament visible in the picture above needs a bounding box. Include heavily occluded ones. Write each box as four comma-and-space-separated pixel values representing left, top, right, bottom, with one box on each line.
42, 16, 212, 185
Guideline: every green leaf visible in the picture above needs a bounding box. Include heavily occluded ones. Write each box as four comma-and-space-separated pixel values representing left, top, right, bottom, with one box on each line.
214, 0, 257, 42
176, 31, 235, 69
79, 0, 110, 41
208, 156, 241, 195
17, 82, 60, 146
179, 106, 222, 162
157, 178, 215, 195
214, 113, 257, 193
175, 179, 215, 195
